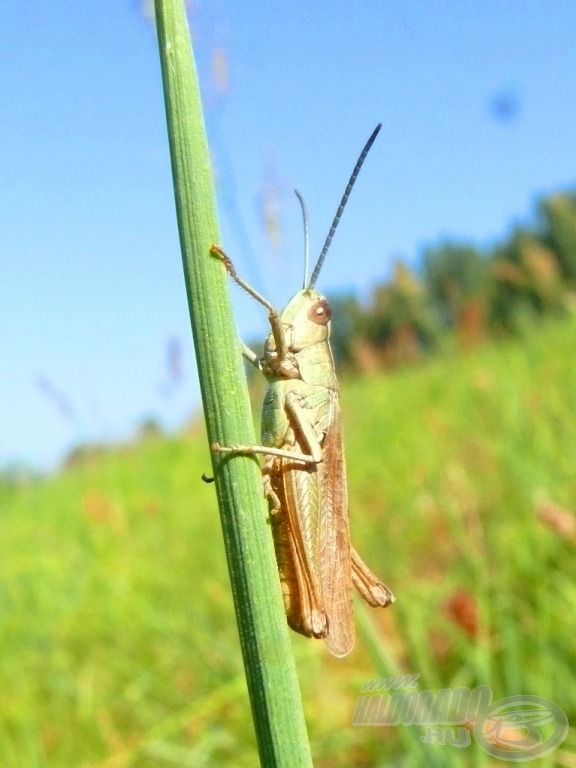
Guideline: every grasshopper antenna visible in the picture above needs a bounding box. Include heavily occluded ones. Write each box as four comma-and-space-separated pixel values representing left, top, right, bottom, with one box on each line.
294, 190, 310, 289
308, 123, 382, 289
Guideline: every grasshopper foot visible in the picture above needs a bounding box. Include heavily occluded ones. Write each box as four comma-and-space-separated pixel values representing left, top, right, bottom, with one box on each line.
210, 243, 227, 262
210, 244, 238, 280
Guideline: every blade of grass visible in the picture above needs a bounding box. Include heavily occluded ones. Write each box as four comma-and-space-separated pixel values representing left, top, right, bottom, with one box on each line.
153, 2, 312, 765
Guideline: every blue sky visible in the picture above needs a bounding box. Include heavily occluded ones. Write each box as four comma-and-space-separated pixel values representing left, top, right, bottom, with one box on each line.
2, 1, 576, 471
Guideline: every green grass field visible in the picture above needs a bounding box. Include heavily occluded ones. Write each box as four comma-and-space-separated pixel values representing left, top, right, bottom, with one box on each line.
2, 316, 576, 767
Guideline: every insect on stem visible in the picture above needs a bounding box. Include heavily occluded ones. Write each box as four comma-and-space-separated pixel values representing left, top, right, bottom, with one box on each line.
211, 125, 393, 657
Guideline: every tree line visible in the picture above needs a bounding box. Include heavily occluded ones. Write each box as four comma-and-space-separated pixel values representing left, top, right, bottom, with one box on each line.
327, 190, 576, 371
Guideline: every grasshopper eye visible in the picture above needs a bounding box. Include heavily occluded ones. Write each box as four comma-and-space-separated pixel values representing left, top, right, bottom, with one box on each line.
308, 299, 331, 325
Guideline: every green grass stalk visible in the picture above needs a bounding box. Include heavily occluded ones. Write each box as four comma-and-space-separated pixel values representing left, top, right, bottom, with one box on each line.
153, 1, 312, 765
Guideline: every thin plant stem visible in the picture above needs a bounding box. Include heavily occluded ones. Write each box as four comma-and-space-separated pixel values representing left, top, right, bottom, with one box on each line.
154, 2, 313, 765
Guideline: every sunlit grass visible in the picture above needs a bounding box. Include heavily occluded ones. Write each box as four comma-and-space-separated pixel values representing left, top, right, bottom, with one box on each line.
1, 315, 576, 766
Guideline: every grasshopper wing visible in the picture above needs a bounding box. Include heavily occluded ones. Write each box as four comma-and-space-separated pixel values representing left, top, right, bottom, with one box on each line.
319, 394, 355, 657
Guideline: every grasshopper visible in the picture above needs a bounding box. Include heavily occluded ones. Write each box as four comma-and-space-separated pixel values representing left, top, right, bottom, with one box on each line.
212, 125, 394, 657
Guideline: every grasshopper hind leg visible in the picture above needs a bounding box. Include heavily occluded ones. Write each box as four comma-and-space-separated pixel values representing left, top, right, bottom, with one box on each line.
351, 546, 395, 607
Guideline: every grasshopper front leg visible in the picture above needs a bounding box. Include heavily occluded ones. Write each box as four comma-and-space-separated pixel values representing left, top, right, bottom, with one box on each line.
211, 244, 290, 365
241, 342, 262, 370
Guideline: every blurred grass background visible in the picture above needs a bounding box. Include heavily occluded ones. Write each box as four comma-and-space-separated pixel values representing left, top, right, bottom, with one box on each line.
1, 314, 576, 766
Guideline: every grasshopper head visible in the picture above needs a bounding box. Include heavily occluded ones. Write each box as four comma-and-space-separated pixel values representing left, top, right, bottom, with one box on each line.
262, 288, 333, 381
279, 288, 331, 350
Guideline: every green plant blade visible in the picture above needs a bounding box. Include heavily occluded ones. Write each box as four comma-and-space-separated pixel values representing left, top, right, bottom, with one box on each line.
153, 1, 312, 765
